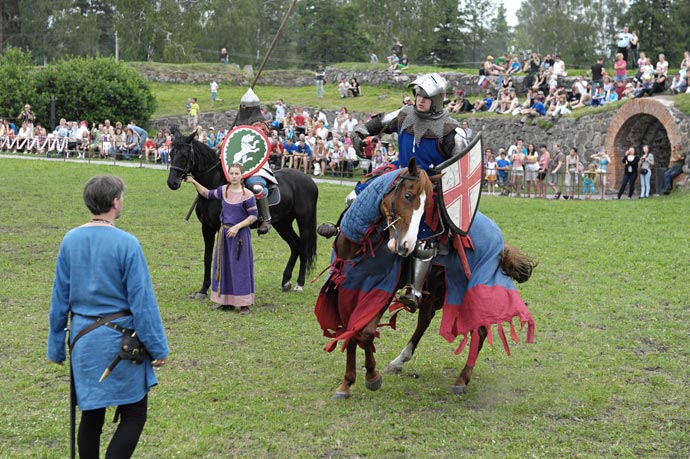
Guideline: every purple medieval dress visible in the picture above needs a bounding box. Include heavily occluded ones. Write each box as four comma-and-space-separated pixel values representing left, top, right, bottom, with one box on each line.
208, 186, 258, 306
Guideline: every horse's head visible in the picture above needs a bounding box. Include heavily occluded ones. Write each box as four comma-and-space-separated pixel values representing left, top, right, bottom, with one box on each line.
380, 158, 434, 257
167, 129, 199, 190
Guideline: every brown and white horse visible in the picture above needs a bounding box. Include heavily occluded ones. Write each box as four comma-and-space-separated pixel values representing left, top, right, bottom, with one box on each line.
316, 157, 536, 399
315, 158, 435, 399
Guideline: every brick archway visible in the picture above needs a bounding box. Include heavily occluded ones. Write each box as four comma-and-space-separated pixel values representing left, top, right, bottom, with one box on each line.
604, 99, 680, 193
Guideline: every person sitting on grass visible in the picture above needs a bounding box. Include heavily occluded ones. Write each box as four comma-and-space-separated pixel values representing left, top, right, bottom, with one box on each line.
473, 91, 494, 112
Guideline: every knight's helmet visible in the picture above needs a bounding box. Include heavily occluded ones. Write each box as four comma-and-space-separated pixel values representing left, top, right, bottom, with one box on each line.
236, 88, 267, 131
408, 73, 447, 120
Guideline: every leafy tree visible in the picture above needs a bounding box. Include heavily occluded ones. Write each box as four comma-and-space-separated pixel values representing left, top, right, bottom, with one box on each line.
0, 47, 39, 121
515, 0, 604, 69
291, 0, 371, 66
0, 0, 21, 51
485, 3, 511, 59
427, 1, 466, 66
33, 57, 157, 127
622, 0, 681, 64
461, 0, 496, 66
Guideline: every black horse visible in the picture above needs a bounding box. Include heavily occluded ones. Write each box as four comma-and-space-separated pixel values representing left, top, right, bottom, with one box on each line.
167, 130, 318, 296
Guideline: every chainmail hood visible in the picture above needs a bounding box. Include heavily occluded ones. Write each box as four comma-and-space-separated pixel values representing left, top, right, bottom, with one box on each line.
399, 105, 456, 146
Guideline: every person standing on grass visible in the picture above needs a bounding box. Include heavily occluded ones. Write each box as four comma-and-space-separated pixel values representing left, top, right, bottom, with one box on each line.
184, 163, 258, 314
537, 144, 551, 199
47, 175, 169, 459
189, 98, 200, 127
315, 64, 325, 98
617, 147, 639, 199
496, 149, 511, 195
548, 143, 565, 199
485, 153, 497, 194
210, 78, 223, 108
638, 144, 654, 198
591, 149, 611, 200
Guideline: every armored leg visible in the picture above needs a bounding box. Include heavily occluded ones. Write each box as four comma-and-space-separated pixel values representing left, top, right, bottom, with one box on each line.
255, 196, 272, 235
248, 182, 272, 235
398, 240, 437, 313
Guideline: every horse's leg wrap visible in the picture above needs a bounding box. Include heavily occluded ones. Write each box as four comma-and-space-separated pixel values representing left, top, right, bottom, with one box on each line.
398, 240, 437, 313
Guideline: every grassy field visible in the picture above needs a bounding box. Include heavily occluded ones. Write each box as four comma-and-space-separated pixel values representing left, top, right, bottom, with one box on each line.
1, 157, 689, 458
150, 81, 409, 120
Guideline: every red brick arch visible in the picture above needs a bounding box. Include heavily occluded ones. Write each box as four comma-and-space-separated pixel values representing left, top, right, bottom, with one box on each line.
604, 99, 680, 191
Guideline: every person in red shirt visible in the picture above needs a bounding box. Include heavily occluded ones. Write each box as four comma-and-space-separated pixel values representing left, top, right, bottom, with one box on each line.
293, 108, 306, 136
144, 137, 157, 162
268, 129, 284, 169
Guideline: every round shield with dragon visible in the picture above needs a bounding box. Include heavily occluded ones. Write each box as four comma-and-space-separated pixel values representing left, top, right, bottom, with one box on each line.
220, 125, 270, 180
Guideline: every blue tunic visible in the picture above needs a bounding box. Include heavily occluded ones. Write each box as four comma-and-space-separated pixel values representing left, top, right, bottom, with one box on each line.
397, 131, 445, 172
47, 226, 169, 411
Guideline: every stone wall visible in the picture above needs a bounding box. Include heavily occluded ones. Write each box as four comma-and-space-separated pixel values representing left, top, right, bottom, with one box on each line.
150, 106, 374, 135
146, 65, 690, 191
468, 111, 615, 162
141, 65, 584, 97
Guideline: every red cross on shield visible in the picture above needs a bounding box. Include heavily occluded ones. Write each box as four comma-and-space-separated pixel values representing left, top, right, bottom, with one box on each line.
435, 134, 483, 235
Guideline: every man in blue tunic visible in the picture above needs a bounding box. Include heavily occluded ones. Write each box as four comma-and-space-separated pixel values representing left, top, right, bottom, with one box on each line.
47, 175, 169, 459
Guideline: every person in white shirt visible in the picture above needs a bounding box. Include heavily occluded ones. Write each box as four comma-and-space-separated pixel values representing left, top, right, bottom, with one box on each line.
341, 114, 358, 134
274, 99, 286, 126
552, 55, 567, 77
341, 143, 358, 177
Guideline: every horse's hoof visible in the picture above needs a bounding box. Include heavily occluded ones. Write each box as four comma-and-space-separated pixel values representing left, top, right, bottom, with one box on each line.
293, 285, 303, 292
450, 385, 468, 395
282, 281, 291, 292
191, 292, 208, 300
331, 391, 351, 400
384, 363, 402, 374
365, 374, 383, 391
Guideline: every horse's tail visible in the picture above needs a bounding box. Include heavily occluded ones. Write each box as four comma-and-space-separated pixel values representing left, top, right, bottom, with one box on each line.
302, 187, 319, 274
500, 243, 537, 284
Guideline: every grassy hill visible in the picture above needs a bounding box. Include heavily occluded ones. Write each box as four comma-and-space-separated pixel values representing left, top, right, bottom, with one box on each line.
128, 62, 690, 119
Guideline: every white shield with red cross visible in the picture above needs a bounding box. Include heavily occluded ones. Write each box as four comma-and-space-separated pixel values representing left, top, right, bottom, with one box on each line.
220, 125, 270, 180
434, 133, 483, 235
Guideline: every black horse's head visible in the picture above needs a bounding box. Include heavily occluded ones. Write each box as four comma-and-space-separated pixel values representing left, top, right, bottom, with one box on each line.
167, 129, 198, 190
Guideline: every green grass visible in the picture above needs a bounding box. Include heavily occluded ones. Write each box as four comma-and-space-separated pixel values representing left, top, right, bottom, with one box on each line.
1, 158, 690, 458
150, 81, 408, 119
145, 62, 690, 123
671, 92, 690, 115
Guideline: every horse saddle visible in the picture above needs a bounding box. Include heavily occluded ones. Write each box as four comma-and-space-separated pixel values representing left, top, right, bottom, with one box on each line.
267, 182, 281, 207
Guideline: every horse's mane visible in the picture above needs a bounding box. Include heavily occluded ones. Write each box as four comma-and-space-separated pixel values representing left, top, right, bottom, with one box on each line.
172, 132, 219, 165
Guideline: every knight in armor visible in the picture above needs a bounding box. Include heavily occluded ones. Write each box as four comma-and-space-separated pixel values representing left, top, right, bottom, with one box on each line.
318, 73, 470, 311
236, 88, 276, 235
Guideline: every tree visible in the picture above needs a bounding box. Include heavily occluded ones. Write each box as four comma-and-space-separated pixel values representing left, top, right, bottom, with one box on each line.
514, 0, 607, 69
427, 1, 466, 66
461, 0, 496, 66
622, 0, 681, 64
0, 47, 39, 121
34, 56, 157, 127
485, 3, 511, 58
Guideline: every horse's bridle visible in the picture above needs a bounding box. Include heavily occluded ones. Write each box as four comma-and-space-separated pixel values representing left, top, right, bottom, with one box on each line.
169, 140, 220, 180
383, 173, 420, 243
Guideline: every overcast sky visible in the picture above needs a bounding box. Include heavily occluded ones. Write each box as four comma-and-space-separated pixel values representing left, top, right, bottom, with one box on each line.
504, 0, 522, 27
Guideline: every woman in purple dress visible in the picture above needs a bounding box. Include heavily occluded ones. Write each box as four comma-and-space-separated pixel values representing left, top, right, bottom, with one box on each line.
185, 164, 258, 314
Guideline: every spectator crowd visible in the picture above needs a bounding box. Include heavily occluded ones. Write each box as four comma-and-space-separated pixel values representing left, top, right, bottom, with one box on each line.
0, 109, 174, 164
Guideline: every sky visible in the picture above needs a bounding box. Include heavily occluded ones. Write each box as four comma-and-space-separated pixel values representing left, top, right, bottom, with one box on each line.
504, 0, 523, 27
